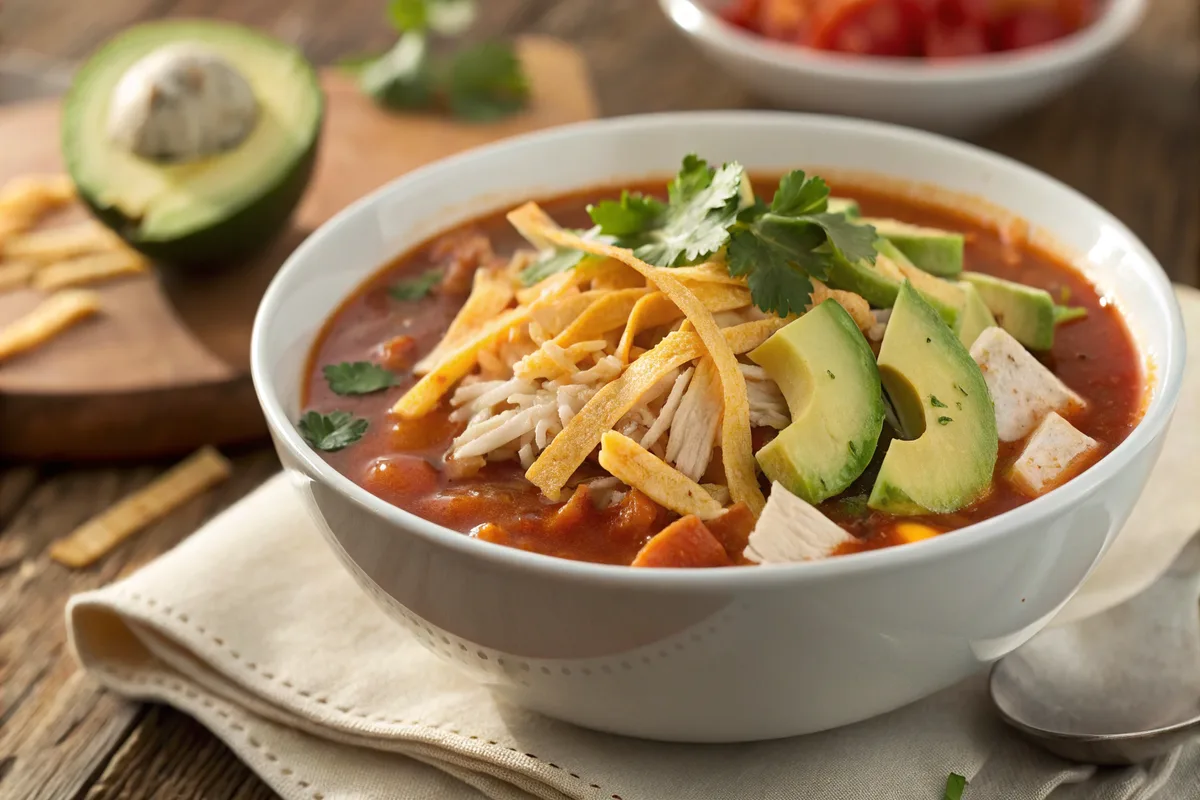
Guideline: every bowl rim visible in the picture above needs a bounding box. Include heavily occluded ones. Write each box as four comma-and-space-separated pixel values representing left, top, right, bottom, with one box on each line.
658, 0, 1147, 84
251, 110, 1186, 590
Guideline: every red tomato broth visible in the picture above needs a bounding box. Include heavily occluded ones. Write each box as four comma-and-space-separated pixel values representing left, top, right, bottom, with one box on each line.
303, 178, 1143, 566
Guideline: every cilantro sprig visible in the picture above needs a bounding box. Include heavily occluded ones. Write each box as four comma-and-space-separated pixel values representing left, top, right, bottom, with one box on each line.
727, 170, 878, 317
298, 411, 369, 452
323, 362, 396, 395
588, 155, 745, 267
346, 0, 528, 122
389, 268, 443, 301
943, 772, 968, 800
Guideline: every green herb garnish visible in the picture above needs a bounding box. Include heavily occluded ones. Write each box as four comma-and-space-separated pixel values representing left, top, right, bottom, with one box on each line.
727, 170, 878, 317
937, 416, 954, 425
298, 411, 369, 451
589, 155, 744, 268
1053, 304, 1088, 324
930, 395, 947, 408
349, 0, 528, 121
944, 772, 968, 800
323, 362, 396, 395
389, 268, 443, 301
517, 227, 614, 287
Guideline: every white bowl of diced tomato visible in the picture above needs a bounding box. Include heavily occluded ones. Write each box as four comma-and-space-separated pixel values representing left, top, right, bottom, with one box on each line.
659, 0, 1146, 134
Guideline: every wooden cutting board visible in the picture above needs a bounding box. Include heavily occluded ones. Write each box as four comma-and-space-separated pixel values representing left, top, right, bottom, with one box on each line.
0, 37, 597, 461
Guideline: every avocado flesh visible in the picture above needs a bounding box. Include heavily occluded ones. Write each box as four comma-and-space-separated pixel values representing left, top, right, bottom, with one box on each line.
954, 281, 996, 349
868, 282, 998, 515
749, 300, 884, 505
863, 217, 965, 277
827, 197, 861, 217
63, 20, 322, 264
961, 272, 1056, 350
827, 238, 961, 325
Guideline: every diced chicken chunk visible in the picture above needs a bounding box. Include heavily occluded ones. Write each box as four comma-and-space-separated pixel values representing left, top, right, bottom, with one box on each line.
970, 326, 1086, 442
1008, 412, 1099, 496
744, 482, 855, 563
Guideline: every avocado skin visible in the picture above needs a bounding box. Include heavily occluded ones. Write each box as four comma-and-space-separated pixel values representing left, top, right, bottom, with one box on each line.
77, 129, 320, 268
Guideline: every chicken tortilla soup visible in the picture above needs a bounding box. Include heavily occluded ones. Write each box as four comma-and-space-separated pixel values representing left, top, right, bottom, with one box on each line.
301, 157, 1143, 568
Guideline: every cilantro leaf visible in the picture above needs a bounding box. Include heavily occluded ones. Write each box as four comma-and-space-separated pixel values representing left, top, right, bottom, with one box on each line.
587, 191, 666, 237
388, 0, 476, 34
389, 268, 442, 301
298, 411, 369, 452
1053, 304, 1088, 324
446, 42, 529, 122
768, 171, 830, 216
359, 32, 434, 110
944, 772, 968, 800
519, 247, 587, 287
726, 169, 878, 316
590, 155, 745, 267
387, 0, 429, 30
323, 362, 396, 395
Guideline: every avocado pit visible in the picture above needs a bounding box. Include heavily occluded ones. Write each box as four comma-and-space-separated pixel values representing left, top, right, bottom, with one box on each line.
107, 43, 259, 163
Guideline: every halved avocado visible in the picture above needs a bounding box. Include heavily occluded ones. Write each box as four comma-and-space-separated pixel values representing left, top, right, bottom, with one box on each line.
868, 282, 998, 516
63, 20, 323, 266
749, 300, 884, 505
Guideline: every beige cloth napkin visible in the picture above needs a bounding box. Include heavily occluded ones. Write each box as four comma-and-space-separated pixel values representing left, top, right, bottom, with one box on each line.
67, 287, 1200, 800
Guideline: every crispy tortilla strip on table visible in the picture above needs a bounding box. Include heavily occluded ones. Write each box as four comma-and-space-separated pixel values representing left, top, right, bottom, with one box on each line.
49, 447, 232, 568
0, 289, 101, 362
0, 174, 75, 217
510, 202, 766, 515
33, 250, 149, 291
3, 221, 123, 263
616, 284, 753, 363
0, 260, 35, 292
413, 266, 515, 375
599, 431, 725, 520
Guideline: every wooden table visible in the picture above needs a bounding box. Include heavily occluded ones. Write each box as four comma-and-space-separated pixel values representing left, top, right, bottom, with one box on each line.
0, 0, 1196, 797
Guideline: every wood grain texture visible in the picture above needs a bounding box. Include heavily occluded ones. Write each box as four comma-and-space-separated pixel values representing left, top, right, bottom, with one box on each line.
0, 0, 1196, 797
0, 40, 597, 461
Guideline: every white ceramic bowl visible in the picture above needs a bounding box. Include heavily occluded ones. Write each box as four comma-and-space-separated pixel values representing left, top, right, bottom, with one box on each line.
658, 0, 1146, 135
251, 112, 1184, 742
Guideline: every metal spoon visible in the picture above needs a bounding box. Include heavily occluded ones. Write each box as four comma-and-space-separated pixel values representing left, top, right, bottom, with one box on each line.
990, 538, 1200, 765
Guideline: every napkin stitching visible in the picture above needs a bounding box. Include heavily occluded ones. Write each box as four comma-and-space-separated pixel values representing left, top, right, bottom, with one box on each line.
93, 663, 329, 800
113, 587, 625, 799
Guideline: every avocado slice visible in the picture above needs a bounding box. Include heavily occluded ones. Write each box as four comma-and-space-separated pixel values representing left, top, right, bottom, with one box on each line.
748, 300, 884, 505
868, 282, 998, 516
954, 281, 996, 348
63, 20, 323, 265
961, 272, 1058, 350
827, 197, 861, 217
863, 217, 964, 277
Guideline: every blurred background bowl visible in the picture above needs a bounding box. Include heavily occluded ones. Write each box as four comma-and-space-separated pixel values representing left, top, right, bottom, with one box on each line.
658, 0, 1147, 135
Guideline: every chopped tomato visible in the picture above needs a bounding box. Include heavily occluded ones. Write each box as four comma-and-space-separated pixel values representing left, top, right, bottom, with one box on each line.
924, 19, 990, 57
989, 7, 1070, 51
723, 0, 765, 28
376, 333, 417, 371
631, 516, 732, 568
810, 0, 927, 57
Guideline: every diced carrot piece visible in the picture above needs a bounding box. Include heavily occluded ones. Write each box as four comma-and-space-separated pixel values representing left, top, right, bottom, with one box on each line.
704, 502, 756, 561
614, 489, 662, 539
631, 515, 732, 568
377, 334, 417, 371
472, 522, 512, 545
549, 485, 593, 535
895, 522, 940, 543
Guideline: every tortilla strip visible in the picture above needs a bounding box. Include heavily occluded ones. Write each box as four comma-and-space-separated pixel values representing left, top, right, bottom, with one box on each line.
510, 202, 766, 515
617, 284, 752, 362
530, 289, 605, 336
49, 446, 231, 568
525, 317, 783, 501
0, 174, 75, 217
811, 278, 873, 333
670, 261, 745, 286
599, 431, 725, 521
0, 260, 35, 292
516, 288, 648, 378
3, 221, 122, 263
584, 258, 645, 290
33, 250, 149, 291
0, 289, 101, 362
413, 266, 515, 375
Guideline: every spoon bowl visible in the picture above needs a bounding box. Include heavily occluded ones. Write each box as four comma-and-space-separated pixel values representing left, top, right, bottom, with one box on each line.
990, 540, 1200, 765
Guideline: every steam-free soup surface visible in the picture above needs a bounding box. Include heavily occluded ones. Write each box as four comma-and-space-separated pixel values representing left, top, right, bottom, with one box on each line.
304, 179, 1143, 566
